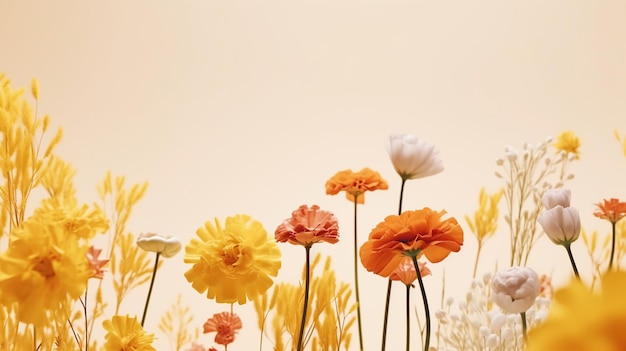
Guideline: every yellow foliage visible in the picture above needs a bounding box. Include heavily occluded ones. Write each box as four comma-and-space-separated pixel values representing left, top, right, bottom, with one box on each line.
158, 295, 198, 351
254, 254, 356, 351
0, 74, 63, 235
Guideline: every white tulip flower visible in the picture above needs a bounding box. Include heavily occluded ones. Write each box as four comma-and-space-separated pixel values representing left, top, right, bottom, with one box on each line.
542, 188, 571, 210
387, 134, 444, 180
537, 206, 581, 245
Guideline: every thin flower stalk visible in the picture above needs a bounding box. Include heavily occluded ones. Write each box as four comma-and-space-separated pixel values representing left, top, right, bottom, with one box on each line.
352, 198, 364, 351
410, 254, 431, 351
141, 252, 160, 327
297, 245, 312, 351
382, 177, 407, 351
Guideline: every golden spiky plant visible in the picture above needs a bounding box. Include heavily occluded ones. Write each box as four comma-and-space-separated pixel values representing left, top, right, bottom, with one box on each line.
96, 171, 150, 315
0, 74, 62, 237
158, 294, 199, 351
465, 187, 503, 278
254, 253, 356, 351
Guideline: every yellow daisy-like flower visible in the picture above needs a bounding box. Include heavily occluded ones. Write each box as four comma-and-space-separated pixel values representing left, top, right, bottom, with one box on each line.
553, 130, 581, 159
0, 220, 90, 326
35, 197, 109, 240
527, 271, 626, 351
184, 214, 282, 304
103, 315, 156, 351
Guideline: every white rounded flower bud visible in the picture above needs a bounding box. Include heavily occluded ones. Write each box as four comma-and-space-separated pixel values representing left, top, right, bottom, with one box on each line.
136, 232, 182, 258
491, 266, 540, 314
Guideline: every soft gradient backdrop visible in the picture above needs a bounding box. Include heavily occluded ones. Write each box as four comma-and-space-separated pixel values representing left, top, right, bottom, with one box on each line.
2, 1, 625, 350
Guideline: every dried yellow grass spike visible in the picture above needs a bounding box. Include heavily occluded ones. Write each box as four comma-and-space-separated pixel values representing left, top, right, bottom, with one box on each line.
30, 78, 39, 99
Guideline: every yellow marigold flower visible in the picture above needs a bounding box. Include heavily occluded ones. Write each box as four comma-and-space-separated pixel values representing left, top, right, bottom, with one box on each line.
553, 130, 581, 159
103, 315, 156, 351
184, 214, 282, 304
527, 271, 626, 351
325, 168, 388, 204
35, 198, 109, 240
0, 220, 90, 326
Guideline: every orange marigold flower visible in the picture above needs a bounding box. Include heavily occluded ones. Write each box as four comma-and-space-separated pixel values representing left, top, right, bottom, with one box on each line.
325, 168, 388, 204
203, 312, 243, 346
275, 204, 339, 246
594, 198, 626, 224
360, 208, 463, 277
389, 256, 431, 286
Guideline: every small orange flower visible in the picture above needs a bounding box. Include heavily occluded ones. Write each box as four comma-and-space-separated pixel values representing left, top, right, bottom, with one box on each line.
203, 312, 243, 346
538, 274, 553, 298
594, 198, 626, 224
275, 204, 339, 246
360, 208, 463, 277
389, 256, 431, 286
86, 246, 109, 279
325, 168, 388, 204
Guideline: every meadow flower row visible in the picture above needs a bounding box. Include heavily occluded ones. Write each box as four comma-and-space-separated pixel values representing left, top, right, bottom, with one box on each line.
1, 74, 625, 351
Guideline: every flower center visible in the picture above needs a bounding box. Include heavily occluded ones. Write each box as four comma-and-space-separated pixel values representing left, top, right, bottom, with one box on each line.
33, 253, 57, 278
222, 243, 242, 267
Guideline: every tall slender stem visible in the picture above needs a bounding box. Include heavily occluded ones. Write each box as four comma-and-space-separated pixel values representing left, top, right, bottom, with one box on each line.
472, 242, 483, 279
405, 284, 410, 351
353, 197, 364, 351
608, 221, 617, 271
381, 279, 392, 351
411, 255, 430, 351
381, 178, 407, 351
84, 287, 88, 351
297, 245, 312, 351
564, 243, 580, 279
141, 252, 160, 327
520, 312, 528, 342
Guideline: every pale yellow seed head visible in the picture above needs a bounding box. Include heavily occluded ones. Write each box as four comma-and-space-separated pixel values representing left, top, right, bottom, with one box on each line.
31, 78, 39, 99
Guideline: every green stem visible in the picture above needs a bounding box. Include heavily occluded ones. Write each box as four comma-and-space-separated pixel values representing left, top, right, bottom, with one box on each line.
608, 221, 617, 272
381, 279, 392, 351
520, 312, 528, 342
564, 243, 580, 279
84, 287, 88, 351
353, 197, 364, 351
297, 245, 312, 351
141, 252, 160, 327
405, 284, 410, 351
381, 178, 407, 351
410, 255, 430, 351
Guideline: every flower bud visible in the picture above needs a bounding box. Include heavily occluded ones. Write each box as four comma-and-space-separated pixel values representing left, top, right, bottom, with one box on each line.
537, 206, 581, 245
542, 188, 571, 209
491, 266, 540, 314
136, 233, 182, 258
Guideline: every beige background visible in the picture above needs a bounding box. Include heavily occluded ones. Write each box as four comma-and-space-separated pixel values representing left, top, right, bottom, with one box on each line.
2, 1, 626, 350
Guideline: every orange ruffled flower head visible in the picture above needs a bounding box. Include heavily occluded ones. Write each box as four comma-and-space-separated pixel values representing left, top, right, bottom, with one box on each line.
325, 168, 388, 204
360, 208, 463, 277
203, 312, 243, 346
594, 198, 626, 224
389, 256, 431, 286
275, 204, 339, 246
